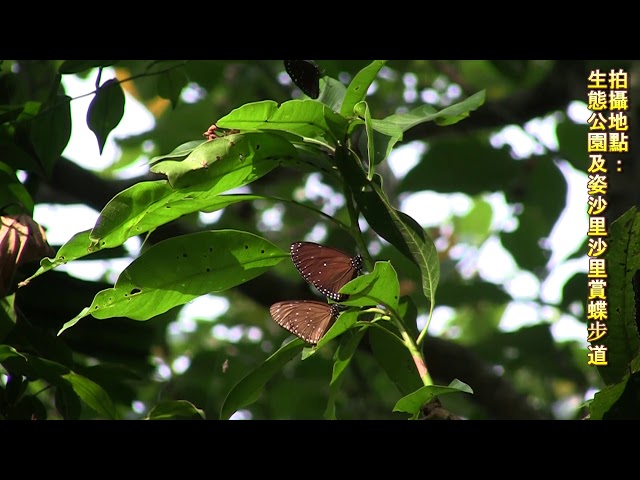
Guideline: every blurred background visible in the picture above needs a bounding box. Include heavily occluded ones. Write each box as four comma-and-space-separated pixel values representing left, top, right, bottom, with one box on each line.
5, 59, 631, 420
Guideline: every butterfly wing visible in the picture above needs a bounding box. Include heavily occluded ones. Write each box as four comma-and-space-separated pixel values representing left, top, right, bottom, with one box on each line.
270, 300, 339, 345
291, 242, 363, 301
284, 60, 321, 99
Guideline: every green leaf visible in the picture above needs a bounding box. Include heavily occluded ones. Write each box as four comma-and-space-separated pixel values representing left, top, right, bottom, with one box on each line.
589, 371, 640, 420
324, 329, 368, 419
334, 147, 440, 308
369, 323, 422, 396
150, 131, 295, 188
340, 60, 387, 117
216, 99, 348, 148
355, 101, 376, 179
62, 372, 119, 419
24, 191, 272, 286
29, 94, 71, 176
55, 378, 82, 420
594, 207, 640, 384
59, 230, 287, 334
220, 339, 305, 419
373, 90, 485, 134
0, 104, 26, 124
0, 296, 16, 343
146, 400, 205, 420
157, 66, 189, 109
0, 144, 44, 180
149, 140, 206, 164
0, 344, 27, 362
59, 60, 119, 74
0, 162, 34, 214
365, 183, 439, 307
398, 295, 419, 339
87, 78, 125, 154
340, 261, 400, 312
393, 380, 474, 418
318, 77, 347, 113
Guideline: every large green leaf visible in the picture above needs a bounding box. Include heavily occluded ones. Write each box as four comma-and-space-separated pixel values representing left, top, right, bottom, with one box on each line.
594, 207, 640, 384
58, 230, 287, 333
150, 131, 295, 188
372, 90, 485, 135
334, 147, 439, 308
216, 99, 348, 148
220, 339, 305, 419
340, 60, 387, 117
87, 78, 125, 154
339, 261, 400, 312
62, 372, 119, 420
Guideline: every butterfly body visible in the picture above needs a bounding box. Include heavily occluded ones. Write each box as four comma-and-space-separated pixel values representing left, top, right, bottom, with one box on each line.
284, 60, 322, 99
290, 241, 363, 301
270, 300, 340, 345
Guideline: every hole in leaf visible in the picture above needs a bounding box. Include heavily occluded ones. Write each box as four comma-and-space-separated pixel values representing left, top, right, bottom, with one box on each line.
130, 288, 141, 295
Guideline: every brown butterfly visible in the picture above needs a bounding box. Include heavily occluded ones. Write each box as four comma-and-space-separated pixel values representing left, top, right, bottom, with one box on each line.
290, 241, 363, 302
269, 300, 340, 345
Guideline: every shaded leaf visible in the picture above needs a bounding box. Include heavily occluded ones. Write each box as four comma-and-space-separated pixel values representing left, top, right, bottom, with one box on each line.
146, 400, 205, 420
55, 378, 82, 420
220, 339, 305, 419
594, 207, 640, 384
393, 379, 473, 418
29, 94, 71, 176
62, 372, 119, 419
324, 329, 368, 419
157, 66, 189, 109
87, 78, 125, 154
369, 322, 422, 396
59, 230, 287, 333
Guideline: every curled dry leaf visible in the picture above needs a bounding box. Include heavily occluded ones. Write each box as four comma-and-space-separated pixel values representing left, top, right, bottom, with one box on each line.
0, 214, 55, 295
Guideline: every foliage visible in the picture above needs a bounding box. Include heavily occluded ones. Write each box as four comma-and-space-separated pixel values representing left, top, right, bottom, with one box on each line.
0, 59, 633, 420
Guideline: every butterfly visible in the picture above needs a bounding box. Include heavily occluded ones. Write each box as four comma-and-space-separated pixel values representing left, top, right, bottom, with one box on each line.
290, 241, 363, 301
270, 300, 340, 345
284, 60, 322, 99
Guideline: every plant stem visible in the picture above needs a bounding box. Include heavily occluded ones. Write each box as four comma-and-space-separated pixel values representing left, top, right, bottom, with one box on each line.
392, 315, 433, 386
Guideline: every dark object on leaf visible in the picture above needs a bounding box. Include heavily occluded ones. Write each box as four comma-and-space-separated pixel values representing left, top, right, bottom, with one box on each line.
290, 241, 363, 301
284, 60, 322, 99
421, 398, 462, 420
270, 300, 340, 345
